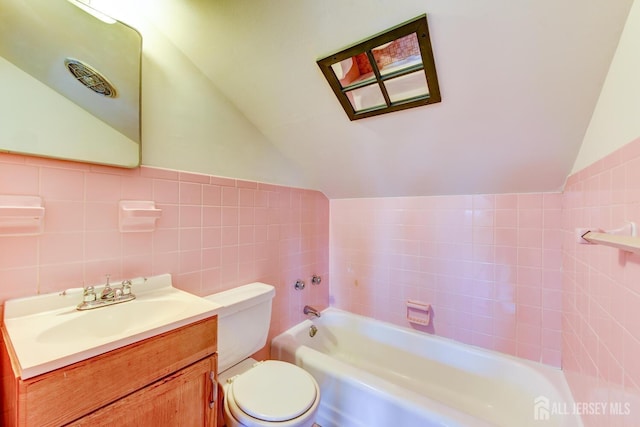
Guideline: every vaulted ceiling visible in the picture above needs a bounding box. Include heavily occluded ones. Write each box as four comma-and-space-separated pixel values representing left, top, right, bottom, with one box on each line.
104, 0, 636, 198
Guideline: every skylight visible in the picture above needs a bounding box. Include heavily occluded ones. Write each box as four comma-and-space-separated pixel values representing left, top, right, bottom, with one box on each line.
317, 14, 441, 120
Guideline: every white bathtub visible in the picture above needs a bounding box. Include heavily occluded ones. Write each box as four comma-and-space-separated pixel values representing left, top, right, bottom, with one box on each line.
271, 308, 582, 427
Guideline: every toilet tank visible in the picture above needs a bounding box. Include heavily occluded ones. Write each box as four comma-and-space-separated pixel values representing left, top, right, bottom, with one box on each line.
205, 283, 275, 372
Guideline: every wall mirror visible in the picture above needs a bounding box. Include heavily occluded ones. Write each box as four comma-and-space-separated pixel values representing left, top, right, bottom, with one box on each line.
317, 14, 441, 121
0, 0, 142, 167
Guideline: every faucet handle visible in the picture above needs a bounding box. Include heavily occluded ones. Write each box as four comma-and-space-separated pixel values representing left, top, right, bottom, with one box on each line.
82, 286, 96, 303
102, 274, 112, 291
100, 274, 116, 300
121, 280, 133, 295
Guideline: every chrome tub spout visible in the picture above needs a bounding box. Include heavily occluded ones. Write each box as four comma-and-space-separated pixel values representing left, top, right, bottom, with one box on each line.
303, 305, 321, 317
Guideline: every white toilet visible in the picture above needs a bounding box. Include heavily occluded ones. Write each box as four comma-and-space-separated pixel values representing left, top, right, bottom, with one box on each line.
206, 283, 320, 427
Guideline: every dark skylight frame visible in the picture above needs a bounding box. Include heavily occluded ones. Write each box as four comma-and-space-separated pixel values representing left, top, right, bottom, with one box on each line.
317, 14, 441, 121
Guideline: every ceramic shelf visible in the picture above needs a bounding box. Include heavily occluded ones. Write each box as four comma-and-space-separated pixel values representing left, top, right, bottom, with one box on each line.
406, 300, 431, 326
0, 195, 45, 236
119, 200, 162, 232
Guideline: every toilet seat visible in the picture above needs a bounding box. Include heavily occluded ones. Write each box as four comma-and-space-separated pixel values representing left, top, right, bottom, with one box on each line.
225, 360, 319, 426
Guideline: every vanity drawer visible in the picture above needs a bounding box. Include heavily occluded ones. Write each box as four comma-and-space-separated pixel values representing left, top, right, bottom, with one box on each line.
2, 315, 217, 426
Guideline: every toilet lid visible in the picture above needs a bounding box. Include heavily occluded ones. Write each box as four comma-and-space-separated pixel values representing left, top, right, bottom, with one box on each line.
230, 360, 317, 422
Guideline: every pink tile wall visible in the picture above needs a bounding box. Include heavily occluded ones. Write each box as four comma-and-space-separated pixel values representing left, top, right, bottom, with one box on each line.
562, 137, 640, 427
331, 192, 563, 367
0, 153, 330, 344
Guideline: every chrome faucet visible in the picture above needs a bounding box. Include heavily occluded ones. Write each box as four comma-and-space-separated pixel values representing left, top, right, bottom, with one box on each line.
303, 305, 321, 318
77, 276, 141, 311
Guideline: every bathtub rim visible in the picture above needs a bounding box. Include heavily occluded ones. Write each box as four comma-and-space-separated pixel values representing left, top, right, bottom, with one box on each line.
306, 307, 564, 373
273, 307, 582, 427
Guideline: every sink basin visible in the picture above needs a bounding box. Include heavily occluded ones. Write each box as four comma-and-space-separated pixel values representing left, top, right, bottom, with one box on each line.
36, 300, 187, 343
3, 274, 221, 379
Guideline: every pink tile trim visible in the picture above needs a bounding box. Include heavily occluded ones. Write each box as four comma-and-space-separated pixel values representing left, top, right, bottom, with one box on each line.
210, 176, 236, 187
179, 171, 210, 184
237, 180, 258, 189
140, 166, 179, 180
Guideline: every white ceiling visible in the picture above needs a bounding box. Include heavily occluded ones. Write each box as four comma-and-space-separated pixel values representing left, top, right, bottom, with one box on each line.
128, 0, 634, 198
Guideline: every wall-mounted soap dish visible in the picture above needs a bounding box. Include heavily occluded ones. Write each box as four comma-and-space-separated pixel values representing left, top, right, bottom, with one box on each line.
406, 300, 431, 326
0, 195, 45, 236
119, 200, 162, 232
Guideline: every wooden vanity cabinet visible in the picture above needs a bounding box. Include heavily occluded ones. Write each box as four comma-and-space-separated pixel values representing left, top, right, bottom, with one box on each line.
1, 315, 218, 427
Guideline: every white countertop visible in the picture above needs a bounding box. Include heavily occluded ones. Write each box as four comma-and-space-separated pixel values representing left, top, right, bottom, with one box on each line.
3, 274, 221, 379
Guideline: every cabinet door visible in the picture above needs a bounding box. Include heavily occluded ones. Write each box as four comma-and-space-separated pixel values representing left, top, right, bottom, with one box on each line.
69, 355, 217, 427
